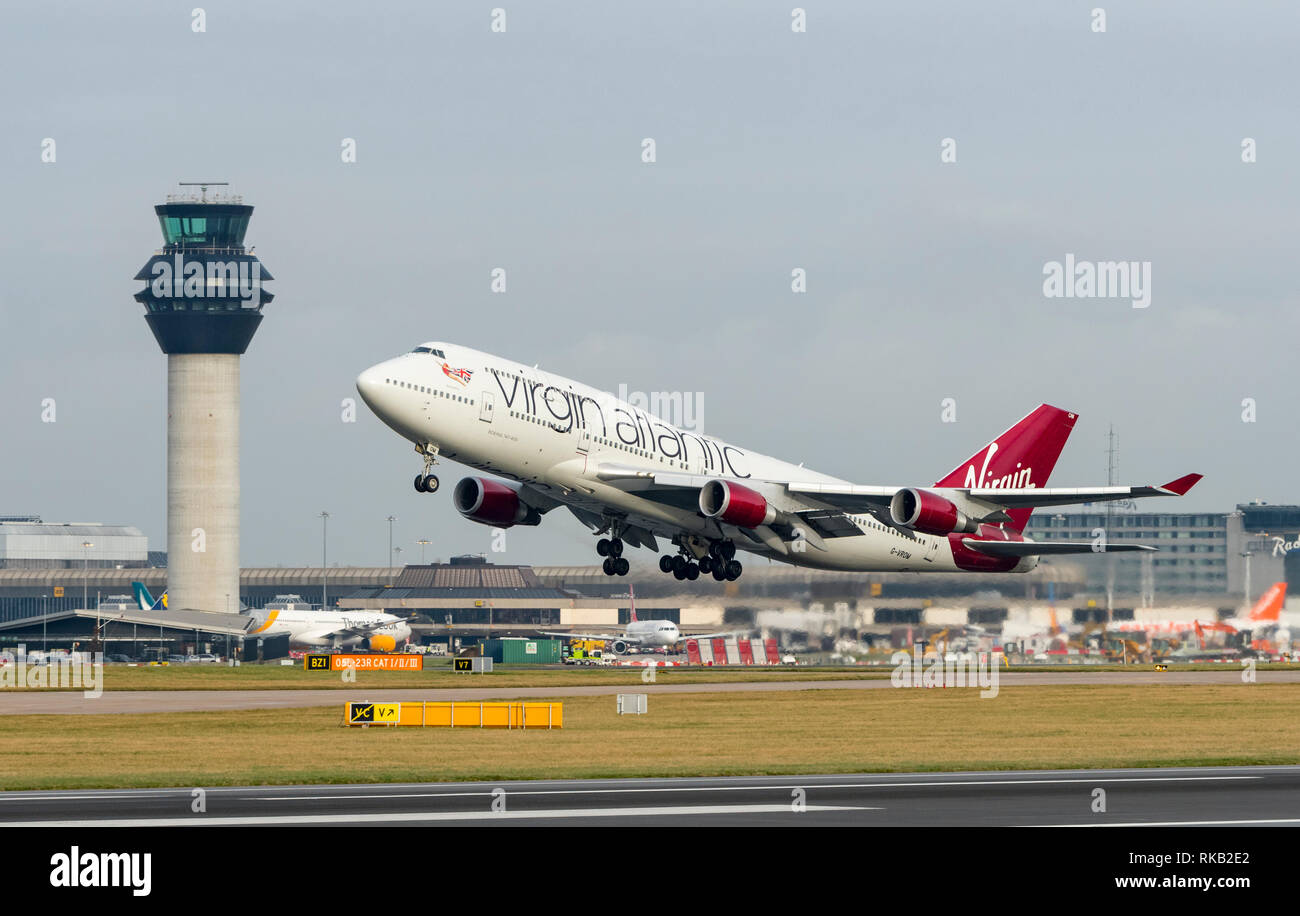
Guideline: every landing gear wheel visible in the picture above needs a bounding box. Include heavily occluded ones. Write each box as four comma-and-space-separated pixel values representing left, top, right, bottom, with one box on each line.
608, 538, 624, 558
671, 555, 687, 576
659, 555, 674, 574
720, 541, 736, 560
685, 563, 699, 581
725, 560, 742, 581
712, 566, 727, 582
615, 557, 630, 576
602, 557, 617, 576
698, 556, 713, 574
414, 474, 427, 493
597, 538, 611, 557
423, 475, 439, 493
673, 566, 686, 581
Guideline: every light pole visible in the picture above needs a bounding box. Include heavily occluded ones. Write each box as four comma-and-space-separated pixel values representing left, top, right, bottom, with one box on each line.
1241, 550, 1253, 607
320, 511, 330, 609
417, 538, 431, 565
386, 515, 396, 587
81, 541, 93, 611
41, 594, 47, 654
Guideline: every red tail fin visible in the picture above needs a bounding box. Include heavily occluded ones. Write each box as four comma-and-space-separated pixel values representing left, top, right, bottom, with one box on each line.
628, 584, 637, 623
935, 404, 1078, 532
1248, 582, 1286, 622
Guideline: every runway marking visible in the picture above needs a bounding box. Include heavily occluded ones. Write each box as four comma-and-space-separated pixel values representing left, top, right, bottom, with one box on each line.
1030, 817, 1300, 827
255, 775, 1260, 801
0, 804, 874, 827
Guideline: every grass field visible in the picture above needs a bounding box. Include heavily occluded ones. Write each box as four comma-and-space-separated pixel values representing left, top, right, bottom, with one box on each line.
10, 660, 1297, 691
2, 684, 1297, 790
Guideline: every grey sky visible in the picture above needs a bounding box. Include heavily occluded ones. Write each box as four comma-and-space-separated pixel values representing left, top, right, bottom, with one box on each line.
2, 2, 1297, 569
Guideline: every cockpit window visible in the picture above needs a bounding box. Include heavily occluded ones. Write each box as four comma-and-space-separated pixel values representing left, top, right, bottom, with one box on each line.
411, 346, 447, 358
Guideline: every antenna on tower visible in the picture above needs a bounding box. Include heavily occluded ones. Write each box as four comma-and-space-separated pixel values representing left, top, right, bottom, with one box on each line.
178, 180, 229, 203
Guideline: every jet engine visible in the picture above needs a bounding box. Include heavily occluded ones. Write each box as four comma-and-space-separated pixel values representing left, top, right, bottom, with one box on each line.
889, 488, 978, 535
698, 480, 777, 528
453, 477, 542, 528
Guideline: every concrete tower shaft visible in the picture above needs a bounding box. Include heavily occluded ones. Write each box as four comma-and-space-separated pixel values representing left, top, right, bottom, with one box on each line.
166, 354, 241, 614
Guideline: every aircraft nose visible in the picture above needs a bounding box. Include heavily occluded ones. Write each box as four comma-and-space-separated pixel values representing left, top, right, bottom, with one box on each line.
355, 363, 390, 412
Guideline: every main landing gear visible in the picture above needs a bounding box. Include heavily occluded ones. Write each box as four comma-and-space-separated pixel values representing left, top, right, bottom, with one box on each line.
596, 537, 630, 576
413, 443, 440, 493
659, 540, 742, 582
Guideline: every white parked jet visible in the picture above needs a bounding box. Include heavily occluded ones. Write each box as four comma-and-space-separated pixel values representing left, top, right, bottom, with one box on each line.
356, 343, 1201, 582
245, 607, 411, 651
539, 585, 737, 654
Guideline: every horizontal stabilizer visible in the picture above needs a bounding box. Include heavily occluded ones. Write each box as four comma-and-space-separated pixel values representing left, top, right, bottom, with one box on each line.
961, 539, 1156, 557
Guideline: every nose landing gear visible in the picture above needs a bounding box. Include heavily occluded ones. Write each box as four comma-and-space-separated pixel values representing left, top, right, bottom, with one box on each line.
413, 443, 440, 493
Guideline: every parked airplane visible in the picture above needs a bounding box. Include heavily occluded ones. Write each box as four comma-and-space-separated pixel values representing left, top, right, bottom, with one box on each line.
1110, 584, 1289, 640
356, 343, 1201, 582
539, 584, 736, 654
245, 606, 412, 651
132, 582, 410, 650
132, 582, 167, 611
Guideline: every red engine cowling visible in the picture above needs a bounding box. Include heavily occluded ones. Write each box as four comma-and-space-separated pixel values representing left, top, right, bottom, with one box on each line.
698, 480, 777, 529
889, 488, 975, 535
453, 477, 540, 528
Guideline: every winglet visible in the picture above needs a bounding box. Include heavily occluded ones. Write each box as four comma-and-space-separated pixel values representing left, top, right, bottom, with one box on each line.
1159, 473, 1203, 496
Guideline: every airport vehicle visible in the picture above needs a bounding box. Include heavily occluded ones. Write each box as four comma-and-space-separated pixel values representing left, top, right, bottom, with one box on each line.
131, 582, 411, 651
356, 342, 1201, 582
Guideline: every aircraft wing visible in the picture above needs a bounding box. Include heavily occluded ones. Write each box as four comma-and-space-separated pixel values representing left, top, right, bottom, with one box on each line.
788, 474, 1203, 516
538, 631, 645, 644
681, 630, 751, 640
960, 539, 1155, 558
326, 621, 398, 640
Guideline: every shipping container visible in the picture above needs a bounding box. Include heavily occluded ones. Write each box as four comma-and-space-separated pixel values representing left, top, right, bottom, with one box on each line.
480, 637, 562, 664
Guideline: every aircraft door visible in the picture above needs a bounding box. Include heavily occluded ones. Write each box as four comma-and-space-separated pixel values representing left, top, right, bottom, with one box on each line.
479, 391, 494, 423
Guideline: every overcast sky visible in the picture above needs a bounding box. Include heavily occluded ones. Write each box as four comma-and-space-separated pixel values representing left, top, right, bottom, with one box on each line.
2, 1, 1297, 569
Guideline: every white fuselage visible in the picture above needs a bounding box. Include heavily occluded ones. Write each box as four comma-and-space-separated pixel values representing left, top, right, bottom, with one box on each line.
356, 343, 1026, 574
247, 609, 411, 649
623, 619, 682, 648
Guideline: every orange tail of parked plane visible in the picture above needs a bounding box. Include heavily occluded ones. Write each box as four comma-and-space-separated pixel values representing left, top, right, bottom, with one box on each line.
1248, 582, 1286, 623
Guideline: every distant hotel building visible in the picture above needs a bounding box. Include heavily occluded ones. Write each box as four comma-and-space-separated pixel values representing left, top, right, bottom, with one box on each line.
0, 518, 148, 570
1023, 501, 1300, 601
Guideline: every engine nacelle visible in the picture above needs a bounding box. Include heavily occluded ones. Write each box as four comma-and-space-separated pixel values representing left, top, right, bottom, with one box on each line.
698, 480, 777, 529
889, 488, 977, 535
610, 640, 629, 656
368, 633, 397, 653
453, 477, 541, 528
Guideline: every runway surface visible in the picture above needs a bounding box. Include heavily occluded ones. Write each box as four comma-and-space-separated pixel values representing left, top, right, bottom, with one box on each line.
2, 668, 1296, 714
1, 766, 1296, 826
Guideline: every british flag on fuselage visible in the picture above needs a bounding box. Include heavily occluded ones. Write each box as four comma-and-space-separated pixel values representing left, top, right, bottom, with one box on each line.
441, 362, 473, 385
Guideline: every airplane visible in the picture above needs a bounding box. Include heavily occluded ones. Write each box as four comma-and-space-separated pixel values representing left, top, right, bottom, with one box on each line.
355, 342, 1202, 582
538, 584, 738, 655
244, 606, 413, 651
132, 583, 411, 651
1109, 584, 1289, 641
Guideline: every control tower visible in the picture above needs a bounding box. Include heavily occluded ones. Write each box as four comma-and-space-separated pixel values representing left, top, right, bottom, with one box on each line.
134, 182, 273, 613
